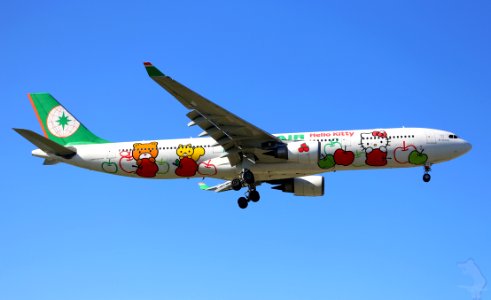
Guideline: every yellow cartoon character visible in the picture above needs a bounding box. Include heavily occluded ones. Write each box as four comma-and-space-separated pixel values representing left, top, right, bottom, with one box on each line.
191, 146, 205, 162
174, 144, 205, 177
176, 144, 194, 159
132, 142, 159, 177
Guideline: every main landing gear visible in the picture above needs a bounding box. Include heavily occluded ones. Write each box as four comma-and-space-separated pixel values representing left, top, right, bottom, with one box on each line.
234, 169, 260, 209
423, 164, 432, 182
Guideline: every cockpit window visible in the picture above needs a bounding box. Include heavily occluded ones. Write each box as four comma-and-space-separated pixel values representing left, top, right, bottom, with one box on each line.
449, 134, 459, 139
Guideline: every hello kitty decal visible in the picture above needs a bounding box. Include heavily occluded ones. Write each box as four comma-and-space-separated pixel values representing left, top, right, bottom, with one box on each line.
359, 131, 390, 166
315, 130, 430, 169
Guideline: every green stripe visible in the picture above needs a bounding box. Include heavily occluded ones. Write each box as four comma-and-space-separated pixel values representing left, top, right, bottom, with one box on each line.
145, 65, 165, 77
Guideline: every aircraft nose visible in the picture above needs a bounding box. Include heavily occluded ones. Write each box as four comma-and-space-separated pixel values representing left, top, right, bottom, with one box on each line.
462, 141, 472, 154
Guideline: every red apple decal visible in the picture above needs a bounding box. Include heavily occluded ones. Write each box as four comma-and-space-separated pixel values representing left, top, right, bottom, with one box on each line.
198, 160, 218, 176
393, 141, 417, 164
136, 158, 159, 178
175, 157, 198, 177
119, 150, 137, 173
365, 149, 387, 166
333, 148, 355, 166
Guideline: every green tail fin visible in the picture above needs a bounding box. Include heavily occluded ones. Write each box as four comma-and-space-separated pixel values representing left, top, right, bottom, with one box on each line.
28, 93, 108, 145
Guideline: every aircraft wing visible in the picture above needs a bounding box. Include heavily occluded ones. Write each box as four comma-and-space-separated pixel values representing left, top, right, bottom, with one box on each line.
144, 62, 285, 166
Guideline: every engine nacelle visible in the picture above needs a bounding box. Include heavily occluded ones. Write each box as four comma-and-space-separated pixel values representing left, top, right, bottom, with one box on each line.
272, 175, 324, 196
266, 141, 320, 164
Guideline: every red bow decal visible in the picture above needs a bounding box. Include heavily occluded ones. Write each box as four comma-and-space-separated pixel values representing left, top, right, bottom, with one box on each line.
372, 131, 387, 138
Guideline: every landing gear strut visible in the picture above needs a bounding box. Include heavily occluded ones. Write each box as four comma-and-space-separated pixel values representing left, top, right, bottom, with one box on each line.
423, 164, 431, 182
242, 169, 255, 185
235, 169, 260, 209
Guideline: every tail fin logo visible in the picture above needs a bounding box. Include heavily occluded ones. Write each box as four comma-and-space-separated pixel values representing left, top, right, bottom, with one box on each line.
46, 105, 80, 138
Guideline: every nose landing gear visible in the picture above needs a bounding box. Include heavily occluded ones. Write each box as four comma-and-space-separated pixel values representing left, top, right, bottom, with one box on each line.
423, 164, 432, 182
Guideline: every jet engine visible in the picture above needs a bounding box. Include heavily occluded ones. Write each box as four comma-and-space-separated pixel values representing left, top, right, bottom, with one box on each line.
264, 141, 320, 164
271, 175, 324, 196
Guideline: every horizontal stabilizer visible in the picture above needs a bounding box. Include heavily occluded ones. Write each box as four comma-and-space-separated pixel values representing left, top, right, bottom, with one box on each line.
43, 158, 60, 165
14, 128, 77, 159
198, 181, 233, 193
198, 181, 262, 193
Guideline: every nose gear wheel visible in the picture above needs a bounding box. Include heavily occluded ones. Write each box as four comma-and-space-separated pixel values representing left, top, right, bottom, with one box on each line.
423, 164, 432, 182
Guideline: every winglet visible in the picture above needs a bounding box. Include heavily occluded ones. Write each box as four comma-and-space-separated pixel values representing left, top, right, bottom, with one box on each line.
143, 62, 165, 77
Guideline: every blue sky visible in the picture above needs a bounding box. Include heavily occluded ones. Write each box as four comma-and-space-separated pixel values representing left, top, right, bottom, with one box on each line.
1, 1, 490, 299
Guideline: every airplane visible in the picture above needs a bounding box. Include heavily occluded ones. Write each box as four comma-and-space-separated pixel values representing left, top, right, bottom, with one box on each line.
14, 62, 472, 209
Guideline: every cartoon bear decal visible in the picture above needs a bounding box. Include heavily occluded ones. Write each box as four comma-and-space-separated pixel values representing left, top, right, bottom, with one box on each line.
132, 142, 159, 177
360, 131, 389, 166
174, 144, 205, 177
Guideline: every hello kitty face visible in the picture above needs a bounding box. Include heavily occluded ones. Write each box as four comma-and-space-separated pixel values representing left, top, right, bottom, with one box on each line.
360, 131, 389, 152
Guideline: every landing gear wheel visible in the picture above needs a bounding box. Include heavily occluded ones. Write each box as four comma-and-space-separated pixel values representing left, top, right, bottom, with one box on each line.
238, 197, 249, 209
423, 173, 431, 182
242, 170, 255, 185
231, 178, 242, 191
248, 190, 260, 202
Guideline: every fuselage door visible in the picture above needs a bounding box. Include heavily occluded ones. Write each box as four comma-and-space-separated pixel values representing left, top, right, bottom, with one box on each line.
426, 132, 436, 144
341, 136, 352, 150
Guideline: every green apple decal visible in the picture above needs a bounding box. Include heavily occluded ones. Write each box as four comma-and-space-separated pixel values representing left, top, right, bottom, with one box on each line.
408, 150, 428, 165
393, 141, 417, 164
324, 142, 342, 154
102, 159, 118, 173
318, 154, 336, 169
156, 158, 170, 174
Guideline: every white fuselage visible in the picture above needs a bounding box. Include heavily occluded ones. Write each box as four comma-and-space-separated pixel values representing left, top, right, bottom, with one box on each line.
32, 128, 471, 181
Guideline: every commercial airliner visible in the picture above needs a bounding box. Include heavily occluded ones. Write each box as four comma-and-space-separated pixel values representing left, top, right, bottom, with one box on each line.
15, 62, 472, 208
